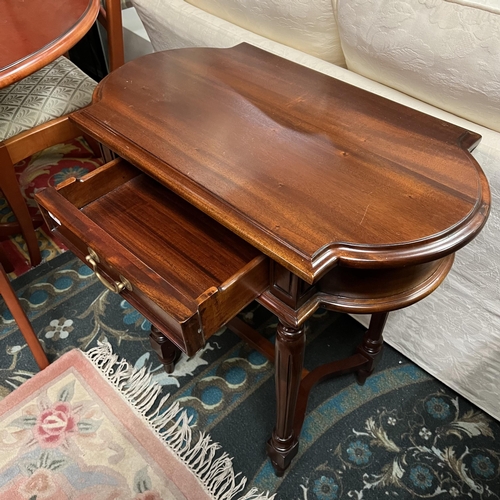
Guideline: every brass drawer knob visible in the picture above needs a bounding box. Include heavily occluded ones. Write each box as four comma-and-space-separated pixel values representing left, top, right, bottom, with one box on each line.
85, 248, 132, 294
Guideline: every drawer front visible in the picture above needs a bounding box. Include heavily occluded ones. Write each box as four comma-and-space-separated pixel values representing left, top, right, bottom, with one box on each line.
39, 201, 205, 354
35, 160, 269, 355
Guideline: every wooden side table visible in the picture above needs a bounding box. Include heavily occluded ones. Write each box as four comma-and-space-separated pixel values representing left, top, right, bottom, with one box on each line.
35, 44, 490, 475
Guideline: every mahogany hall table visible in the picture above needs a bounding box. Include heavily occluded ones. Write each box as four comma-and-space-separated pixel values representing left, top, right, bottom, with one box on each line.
35, 44, 490, 475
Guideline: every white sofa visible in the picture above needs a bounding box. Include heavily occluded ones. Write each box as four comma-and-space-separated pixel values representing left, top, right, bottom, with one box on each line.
131, 0, 500, 420
121, 7, 153, 62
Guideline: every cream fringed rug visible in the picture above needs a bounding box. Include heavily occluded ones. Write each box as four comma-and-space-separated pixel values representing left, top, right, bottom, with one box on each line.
0, 342, 273, 499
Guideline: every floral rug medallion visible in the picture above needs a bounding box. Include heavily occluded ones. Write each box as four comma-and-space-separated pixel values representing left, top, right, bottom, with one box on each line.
0, 344, 273, 500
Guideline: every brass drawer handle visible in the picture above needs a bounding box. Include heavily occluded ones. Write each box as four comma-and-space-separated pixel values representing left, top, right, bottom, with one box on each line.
85, 248, 132, 294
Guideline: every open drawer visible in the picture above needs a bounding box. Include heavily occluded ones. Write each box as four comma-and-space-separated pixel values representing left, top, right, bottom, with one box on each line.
35, 159, 269, 355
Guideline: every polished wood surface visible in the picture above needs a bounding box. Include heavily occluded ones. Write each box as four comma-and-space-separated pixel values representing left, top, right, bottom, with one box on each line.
38, 45, 490, 474
72, 43, 490, 283
0, 0, 100, 87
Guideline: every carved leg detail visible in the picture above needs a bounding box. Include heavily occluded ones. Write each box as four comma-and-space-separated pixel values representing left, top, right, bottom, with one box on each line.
149, 325, 181, 373
267, 321, 305, 476
356, 312, 388, 385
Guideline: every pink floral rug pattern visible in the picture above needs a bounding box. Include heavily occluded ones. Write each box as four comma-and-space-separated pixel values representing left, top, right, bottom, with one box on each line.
0, 346, 271, 500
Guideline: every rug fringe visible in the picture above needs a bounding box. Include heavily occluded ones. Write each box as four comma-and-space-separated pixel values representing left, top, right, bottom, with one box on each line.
84, 341, 276, 500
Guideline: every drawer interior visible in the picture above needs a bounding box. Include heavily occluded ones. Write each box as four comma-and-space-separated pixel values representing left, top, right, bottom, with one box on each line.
81, 169, 262, 301
36, 159, 269, 354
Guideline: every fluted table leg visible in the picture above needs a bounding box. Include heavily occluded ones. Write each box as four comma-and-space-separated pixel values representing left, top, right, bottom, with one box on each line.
266, 320, 306, 476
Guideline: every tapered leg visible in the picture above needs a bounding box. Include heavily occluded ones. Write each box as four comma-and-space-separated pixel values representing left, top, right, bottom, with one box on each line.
0, 145, 41, 266
149, 324, 181, 373
267, 320, 306, 476
0, 264, 49, 369
0, 244, 14, 273
356, 312, 388, 385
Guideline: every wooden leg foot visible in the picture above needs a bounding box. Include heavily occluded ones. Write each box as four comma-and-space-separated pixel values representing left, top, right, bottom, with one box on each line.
266, 435, 299, 477
356, 312, 388, 385
149, 325, 181, 373
267, 320, 305, 475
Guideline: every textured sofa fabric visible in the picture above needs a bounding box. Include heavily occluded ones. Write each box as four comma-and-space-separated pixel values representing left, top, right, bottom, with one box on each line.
132, 0, 500, 420
336, 0, 500, 132
132, 0, 347, 66
184, 0, 345, 64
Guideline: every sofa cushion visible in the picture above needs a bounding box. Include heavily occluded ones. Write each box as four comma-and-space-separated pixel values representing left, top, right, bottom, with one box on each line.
132, 0, 347, 69
184, 0, 345, 65
335, 0, 500, 132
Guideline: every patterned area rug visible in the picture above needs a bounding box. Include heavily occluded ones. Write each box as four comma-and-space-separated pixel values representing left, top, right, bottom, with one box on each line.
2, 252, 500, 499
0, 138, 100, 277
0, 344, 271, 499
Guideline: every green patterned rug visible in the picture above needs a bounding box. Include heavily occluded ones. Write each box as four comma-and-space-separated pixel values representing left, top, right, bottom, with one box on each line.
2, 251, 500, 499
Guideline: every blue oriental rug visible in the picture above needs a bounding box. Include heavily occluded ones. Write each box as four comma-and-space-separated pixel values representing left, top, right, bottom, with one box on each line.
1, 251, 500, 499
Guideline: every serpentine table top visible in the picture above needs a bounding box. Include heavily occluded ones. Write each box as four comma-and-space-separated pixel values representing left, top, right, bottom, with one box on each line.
72, 43, 489, 284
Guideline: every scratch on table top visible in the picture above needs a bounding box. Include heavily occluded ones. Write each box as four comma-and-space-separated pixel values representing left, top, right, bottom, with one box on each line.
287, 95, 307, 107
360, 204, 371, 225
